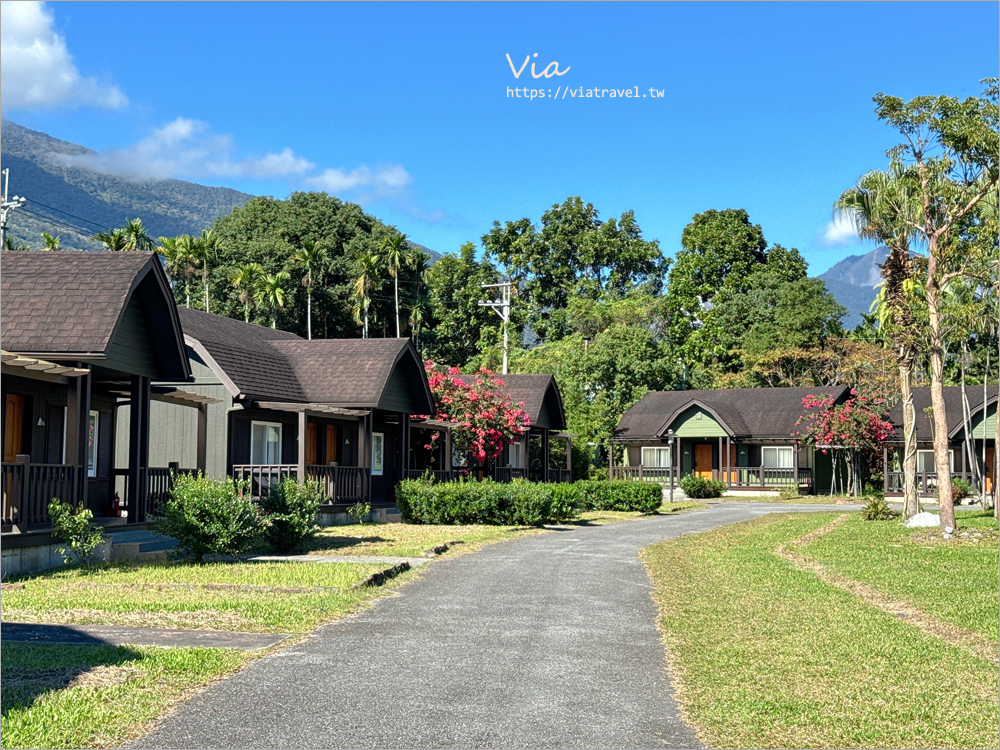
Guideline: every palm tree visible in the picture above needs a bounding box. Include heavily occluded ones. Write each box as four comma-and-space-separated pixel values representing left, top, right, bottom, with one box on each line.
92, 228, 128, 251
123, 218, 155, 252
383, 233, 411, 338
2, 237, 31, 251
230, 262, 264, 322
41, 232, 60, 250
192, 230, 217, 313
169, 235, 200, 308
408, 294, 431, 351
256, 271, 291, 329
836, 163, 924, 518
352, 251, 382, 338
289, 240, 330, 339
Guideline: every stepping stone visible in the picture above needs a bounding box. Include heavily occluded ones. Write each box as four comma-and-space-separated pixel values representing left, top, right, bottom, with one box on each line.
1, 622, 289, 650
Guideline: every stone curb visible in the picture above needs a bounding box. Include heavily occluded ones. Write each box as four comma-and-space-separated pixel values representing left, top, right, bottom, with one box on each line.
351, 562, 411, 589
420, 540, 464, 558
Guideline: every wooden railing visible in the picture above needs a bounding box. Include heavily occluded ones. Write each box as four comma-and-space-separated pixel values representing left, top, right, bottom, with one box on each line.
612, 465, 813, 488
886, 471, 973, 496
403, 468, 454, 483
610, 466, 675, 483
2, 458, 84, 531
493, 467, 529, 483
305, 465, 369, 504
231, 464, 299, 499
112, 464, 198, 519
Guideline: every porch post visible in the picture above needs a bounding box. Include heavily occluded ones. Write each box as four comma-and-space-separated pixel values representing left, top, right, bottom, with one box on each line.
401, 413, 410, 481
444, 425, 453, 479
961, 440, 967, 485
358, 411, 369, 500
793, 442, 799, 485
127, 375, 150, 523
196, 403, 208, 474
717, 436, 723, 482
608, 440, 614, 480
297, 410, 307, 483
542, 429, 550, 482
65, 365, 91, 506
565, 436, 572, 482
725, 436, 731, 487
883, 444, 889, 495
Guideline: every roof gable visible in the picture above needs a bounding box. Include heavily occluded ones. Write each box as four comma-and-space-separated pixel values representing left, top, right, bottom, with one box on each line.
886, 386, 999, 441
461, 373, 568, 430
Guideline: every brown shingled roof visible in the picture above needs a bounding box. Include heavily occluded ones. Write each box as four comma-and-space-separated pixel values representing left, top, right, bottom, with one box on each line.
2, 251, 160, 355
460, 373, 567, 430
886, 386, 998, 442
179, 309, 433, 412
615, 386, 851, 440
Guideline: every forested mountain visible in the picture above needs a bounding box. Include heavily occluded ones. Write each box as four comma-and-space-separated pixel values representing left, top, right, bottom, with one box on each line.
814, 246, 890, 329
0, 120, 254, 250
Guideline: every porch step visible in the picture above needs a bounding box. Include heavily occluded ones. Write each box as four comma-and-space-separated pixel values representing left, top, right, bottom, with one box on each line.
109, 530, 178, 562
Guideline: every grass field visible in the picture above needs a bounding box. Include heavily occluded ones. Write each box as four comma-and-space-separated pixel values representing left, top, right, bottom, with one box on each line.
301, 521, 544, 557
641, 510, 999, 749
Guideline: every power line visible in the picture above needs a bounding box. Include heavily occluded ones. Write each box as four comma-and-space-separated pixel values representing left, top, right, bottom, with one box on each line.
24, 198, 108, 230
18, 206, 98, 238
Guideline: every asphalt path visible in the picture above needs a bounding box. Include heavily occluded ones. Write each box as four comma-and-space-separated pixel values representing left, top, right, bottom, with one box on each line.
134, 502, 854, 749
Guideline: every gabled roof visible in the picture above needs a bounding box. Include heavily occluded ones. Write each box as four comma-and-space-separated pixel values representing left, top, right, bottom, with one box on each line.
460, 373, 568, 431
178, 308, 434, 413
886, 385, 998, 442
1, 250, 189, 380
615, 386, 851, 441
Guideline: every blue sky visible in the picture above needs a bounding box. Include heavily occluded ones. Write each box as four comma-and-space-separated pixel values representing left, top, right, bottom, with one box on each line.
2, 1, 997, 274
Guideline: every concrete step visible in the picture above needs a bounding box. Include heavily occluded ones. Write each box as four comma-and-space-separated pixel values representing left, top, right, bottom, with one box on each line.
109, 531, 178, 561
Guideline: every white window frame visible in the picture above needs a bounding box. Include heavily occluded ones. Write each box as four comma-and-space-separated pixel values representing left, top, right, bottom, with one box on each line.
762, 446, 794, 469
87, 410, 99, 477
509, 441, 523, 468
641, 446, 672, 468
371, 432, 385, 476
250, 421, 283, 465
917, 449, 954, 474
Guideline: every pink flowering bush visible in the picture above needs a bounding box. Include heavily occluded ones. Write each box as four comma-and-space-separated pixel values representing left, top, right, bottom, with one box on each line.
422, 362, 530, 468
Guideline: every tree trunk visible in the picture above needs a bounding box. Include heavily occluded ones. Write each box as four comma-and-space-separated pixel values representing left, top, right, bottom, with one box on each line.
394, 275, 400, 338
982, 348, 990, 510
307, 288, 312, 340
926, 280, 955, 530
203, 270, 210, 314
899, 363, 921, 518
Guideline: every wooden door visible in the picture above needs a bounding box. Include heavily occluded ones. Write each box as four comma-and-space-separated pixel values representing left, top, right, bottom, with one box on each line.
4, 394, 25, 462
694, 444, 713, 479
306, 423, 318, 465
325, 425, 338, 464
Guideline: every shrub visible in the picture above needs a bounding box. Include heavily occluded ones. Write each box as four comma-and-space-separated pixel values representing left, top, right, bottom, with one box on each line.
679, 475, 727, 499
952, 478, 973, 505
48, 498, 105, 568
860, 494, 899, 521
394, 477, 578, 526
549, 483, 584, 521
348, 501, 372, 525
260, 478, 324, 553
574, 480, 662, 513
778, 484, 800, 500
158, 473, 264, 560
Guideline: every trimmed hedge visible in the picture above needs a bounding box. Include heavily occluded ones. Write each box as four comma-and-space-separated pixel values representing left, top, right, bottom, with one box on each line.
396, 477, 662, 525
395, 478, 578, 526
260, 478, 325, 553
679, 474, 727, 499
574, 480, 663, 513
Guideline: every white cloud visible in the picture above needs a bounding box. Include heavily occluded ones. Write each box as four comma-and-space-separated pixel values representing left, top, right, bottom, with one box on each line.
304, 164, 414, 195
820, 212, 860, 247
63, 117, 315, 180
0, 1, 127, 110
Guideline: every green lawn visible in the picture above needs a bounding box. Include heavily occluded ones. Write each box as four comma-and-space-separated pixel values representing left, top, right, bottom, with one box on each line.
301, 521, 545, 558
641, 511, 999, 749
1, 642, 252, 750
1, 559, 403, 633
800, 510, 999, 641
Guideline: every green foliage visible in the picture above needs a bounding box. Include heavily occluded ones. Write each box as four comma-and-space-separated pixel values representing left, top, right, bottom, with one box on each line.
574, 480, 662, 513
47, 498, 106, 569
260, 478, 324, 553
348, 501, 372, 525
394, 477, 578, 526
679, 475, 727, 499
157, 474, 264, 561
952, 477, 974, 504
778, 484, 800, 500
860, 494, 900, 521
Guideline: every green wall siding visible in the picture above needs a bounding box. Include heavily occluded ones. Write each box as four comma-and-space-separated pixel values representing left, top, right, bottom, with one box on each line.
104, 296, 158, 378
378, 366, 418, 414
970, 403, 997, 440
670, 406, 728, 438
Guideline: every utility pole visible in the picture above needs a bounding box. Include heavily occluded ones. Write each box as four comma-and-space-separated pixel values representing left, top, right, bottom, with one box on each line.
1, 168, 27, 250
479, 280, 512, 375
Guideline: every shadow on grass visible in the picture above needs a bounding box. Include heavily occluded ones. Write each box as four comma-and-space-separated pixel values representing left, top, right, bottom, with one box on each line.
301, 535, 392, 553
1, 632, 144, 714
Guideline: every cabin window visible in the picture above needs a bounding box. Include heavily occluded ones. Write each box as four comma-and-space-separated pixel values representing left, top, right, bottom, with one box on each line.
917, 449, 954, 474
762, 446, 793, 469
87, 410, 99, 477
641, 447, 671, 467
250, 421, 282, 464
509, 442, 523, 468
371, 432, 384, 476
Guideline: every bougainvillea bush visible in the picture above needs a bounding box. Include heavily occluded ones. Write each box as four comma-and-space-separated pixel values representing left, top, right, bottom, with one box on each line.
422, 363, 531, 468
794, 390, 894, 496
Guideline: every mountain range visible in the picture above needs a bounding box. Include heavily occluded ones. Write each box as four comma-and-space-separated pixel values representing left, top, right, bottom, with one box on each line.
815, 246, 890, 330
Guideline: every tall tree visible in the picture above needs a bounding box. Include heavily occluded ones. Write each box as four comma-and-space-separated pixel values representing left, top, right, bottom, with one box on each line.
123, 218, 155, 253
195, 229, 218, 313
173, 235, 201, 308
352, 251, 382, 338
872, 79, 998, 530
92, 228, 128, 251
41, 232, 60, 250
836, 164, 925, 518
256, 271, 291, 329
289, 240, 330, 339
383, 232, 411, 338
229, 263, 265, 322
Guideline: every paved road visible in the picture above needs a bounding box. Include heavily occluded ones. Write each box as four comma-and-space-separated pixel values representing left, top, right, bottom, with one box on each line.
135, 503, 853, 749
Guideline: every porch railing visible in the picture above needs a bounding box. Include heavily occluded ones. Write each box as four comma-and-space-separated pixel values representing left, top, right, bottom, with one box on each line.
112, 464, 199, 519
612, 465, 813, 488
305, 465, 370, 504
610, 466, 675, 483
493, 467, 529, 483
231, 464, 299, 499
403, 468, 454, 483
886, 471, 975, 497
2, 459, 85, 531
